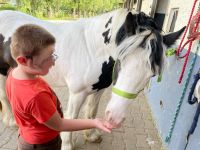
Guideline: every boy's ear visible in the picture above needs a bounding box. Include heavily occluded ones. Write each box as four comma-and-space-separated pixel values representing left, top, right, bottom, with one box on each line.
16, 56, 28, 65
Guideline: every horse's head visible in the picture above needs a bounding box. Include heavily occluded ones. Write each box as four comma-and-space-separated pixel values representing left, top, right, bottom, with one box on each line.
105, 11, 185, 126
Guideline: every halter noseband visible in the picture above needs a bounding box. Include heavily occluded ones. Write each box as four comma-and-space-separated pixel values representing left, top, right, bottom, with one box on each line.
112, 87, 138, 99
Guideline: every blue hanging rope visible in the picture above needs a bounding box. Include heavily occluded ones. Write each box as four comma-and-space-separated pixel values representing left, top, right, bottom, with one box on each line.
184, 69, 200, 150
184, 103, 200, 150
188, 70, 200, 104
165, 41, 200, 143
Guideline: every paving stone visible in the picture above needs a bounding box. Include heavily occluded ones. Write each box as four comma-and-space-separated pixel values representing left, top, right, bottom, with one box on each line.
124, 118, 134, 127
144, 120, 156, 130
112, 132, 124, 143
137, 148, 149, 150
136, 134, 150, 148
86, 142, 99, 150
150, 144, 164, 150
112, 142, 126, 150
145, 129, 160, 140
125, 141, 137, 150
99, 139, 114, 150
133, 120, 145, 129
135, 128, 146, 134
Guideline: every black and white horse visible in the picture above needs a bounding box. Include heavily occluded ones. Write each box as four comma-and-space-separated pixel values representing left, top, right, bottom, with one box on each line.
0, 9, 185, 150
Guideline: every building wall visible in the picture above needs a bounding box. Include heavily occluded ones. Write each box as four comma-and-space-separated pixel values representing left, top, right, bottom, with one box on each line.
140, 0, 200, 150
163, 0, 195, 33
146, 49, 200, 150
140, 0, 198, 51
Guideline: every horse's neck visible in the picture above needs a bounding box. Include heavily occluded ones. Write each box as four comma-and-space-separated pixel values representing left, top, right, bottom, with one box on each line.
89, 9, 128, 57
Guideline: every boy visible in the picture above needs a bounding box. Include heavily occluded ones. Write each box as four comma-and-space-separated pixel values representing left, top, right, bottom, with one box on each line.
6, 24, 113, 150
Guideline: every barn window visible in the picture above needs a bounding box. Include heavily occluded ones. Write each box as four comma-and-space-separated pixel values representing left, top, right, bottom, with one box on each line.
166, 8, 179, 32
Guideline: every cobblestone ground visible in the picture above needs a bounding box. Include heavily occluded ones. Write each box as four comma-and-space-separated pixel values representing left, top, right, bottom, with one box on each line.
0, 86, 164, 150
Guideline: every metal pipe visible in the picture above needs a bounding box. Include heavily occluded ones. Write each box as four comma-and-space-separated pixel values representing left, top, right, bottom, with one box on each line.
150, 0, 158, 17
136, 0, 142, 12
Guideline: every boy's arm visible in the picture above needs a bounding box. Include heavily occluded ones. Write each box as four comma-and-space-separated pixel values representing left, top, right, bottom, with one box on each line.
44, 111, 112, 133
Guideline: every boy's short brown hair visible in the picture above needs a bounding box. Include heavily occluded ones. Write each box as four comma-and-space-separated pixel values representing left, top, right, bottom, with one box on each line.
10, 24, 55, 59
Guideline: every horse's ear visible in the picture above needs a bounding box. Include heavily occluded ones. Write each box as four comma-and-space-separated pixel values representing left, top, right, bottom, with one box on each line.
125, 12, 137, 36
163, 26, 186, 47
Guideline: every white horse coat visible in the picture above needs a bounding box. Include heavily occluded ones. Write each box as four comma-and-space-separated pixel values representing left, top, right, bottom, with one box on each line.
0, 9, 185, 150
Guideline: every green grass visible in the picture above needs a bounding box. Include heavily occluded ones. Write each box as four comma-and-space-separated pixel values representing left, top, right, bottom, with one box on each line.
0, 4, 16, 11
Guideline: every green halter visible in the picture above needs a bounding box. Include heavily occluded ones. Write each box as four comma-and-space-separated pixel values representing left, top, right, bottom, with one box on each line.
112, 87, 138, 99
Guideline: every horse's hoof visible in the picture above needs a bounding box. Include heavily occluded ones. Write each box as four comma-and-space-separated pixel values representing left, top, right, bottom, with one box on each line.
84, 133, 102, 143
8, 119, 17, 127
84, 129, 102, 143
61, 144, 74, 150
1, 113, 17, 127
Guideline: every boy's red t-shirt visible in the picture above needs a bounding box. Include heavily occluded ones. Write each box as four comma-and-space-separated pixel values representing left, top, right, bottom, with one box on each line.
6, 71, 59, 144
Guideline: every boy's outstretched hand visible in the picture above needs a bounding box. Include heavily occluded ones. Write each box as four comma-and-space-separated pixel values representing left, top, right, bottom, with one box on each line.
93, 118, 116, 133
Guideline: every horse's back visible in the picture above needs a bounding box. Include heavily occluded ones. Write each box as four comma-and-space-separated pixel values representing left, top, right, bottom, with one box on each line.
0, 10, 57, 39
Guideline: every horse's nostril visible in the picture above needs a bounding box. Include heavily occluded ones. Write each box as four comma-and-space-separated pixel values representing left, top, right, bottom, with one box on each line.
0, 101, 2, 111
105, 110, 110, 116
105, 110, 111, 120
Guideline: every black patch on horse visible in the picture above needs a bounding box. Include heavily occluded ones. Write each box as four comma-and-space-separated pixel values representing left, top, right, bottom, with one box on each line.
102, 29, 111, 44
92, 56, 115, 91
105, 17, 113, 28
0, 34, 17, 76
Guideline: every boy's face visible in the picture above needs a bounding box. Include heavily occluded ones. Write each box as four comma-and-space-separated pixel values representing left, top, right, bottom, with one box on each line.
30, 44, 57, 75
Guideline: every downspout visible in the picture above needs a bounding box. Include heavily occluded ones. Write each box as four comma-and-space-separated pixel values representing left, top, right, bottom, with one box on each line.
136, 0, 158, 17
150, 0, 158, 18
136, 0, 142, 12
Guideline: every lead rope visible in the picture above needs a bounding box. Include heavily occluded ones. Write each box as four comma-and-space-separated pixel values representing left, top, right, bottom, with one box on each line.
165, 40, 200, 143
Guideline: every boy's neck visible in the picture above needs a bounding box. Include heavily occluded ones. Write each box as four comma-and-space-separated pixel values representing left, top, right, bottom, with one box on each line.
13, 67, 38, 80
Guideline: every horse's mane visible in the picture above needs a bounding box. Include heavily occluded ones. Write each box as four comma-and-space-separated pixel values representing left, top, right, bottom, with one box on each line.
116, 30, 165, 75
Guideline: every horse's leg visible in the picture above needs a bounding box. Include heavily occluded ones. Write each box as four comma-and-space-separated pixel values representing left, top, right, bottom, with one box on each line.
0, 74, 16, 127
84, 89, 105, 143
61, 91, 87, 150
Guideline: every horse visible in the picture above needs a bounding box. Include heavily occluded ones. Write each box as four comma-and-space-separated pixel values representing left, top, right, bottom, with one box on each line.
0, 9, 185, 150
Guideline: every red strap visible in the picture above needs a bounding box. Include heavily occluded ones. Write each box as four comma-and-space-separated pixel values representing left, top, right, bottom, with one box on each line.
176, 0, 200, 83
176, 0, 198, 56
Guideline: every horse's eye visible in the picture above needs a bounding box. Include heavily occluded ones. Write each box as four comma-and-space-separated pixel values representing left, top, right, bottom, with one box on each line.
139, 28, 145, 32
